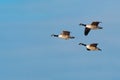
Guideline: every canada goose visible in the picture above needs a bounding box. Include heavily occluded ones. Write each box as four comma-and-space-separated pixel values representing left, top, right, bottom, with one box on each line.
51, 31, 75, 40
79, 43, 101, 51
79, 21, 103, 36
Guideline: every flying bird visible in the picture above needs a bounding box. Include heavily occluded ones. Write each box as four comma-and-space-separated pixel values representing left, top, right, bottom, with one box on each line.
51, 30, 75, 40
79, 21, 103, 36
79, 43, 102, 51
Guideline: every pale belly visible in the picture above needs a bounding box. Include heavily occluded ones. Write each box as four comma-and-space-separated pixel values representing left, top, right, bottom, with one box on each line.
86, 25, 98, 30
86, 45, 96, 50
59, 35, 69, 39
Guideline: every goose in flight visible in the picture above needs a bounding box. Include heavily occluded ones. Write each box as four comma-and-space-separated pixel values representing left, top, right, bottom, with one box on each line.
79, 43, 101, 51
79, 21, 103, 36
51, 31, 75, 40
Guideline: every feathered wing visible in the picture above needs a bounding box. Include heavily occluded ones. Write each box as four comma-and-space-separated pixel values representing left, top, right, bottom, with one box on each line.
62, 31, 70, 35
86, 48, 91, 51
90, 43, 98, 47
91, 22, 101, 26
84, 28, 91, 36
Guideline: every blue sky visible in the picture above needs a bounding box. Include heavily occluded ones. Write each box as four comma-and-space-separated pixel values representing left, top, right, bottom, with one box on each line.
0, 0, 120, 80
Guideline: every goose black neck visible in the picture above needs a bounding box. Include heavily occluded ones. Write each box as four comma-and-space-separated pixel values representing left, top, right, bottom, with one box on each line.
79, 23, 86, 26
53, 35, 58, 37
51, 34, 58, 37
79, 43, 86, 46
